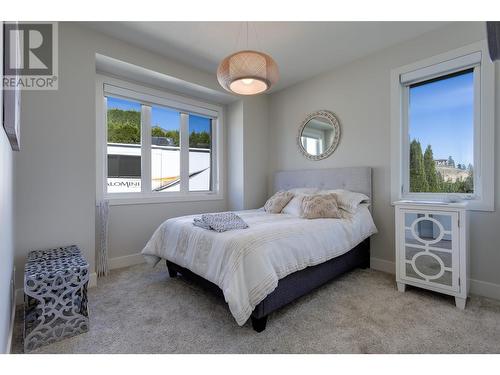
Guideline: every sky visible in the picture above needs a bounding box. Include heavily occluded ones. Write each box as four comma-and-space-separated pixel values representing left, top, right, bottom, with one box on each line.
409, 70, 474, 167
107, 96, 211, 133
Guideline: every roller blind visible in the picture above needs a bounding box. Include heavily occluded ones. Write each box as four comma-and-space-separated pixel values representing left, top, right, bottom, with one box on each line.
103, 83, 219, 119
400, 51, 481, 86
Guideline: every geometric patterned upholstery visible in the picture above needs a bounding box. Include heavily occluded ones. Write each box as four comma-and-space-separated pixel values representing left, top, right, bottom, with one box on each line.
24, 245, 89, 352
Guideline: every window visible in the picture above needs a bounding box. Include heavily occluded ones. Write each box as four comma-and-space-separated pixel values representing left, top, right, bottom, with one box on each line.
301, 136, 322, 155
97, 77, 223, 204
300, 118, 332, 155
189, 114, 212, 192
151, 106, 181, 192
391, 42, 494, 211
408, 69, 474, 194
106, 96, 142, 193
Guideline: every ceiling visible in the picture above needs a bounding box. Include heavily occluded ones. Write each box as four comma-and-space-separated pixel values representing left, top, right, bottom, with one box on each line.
85, 22, 449, 93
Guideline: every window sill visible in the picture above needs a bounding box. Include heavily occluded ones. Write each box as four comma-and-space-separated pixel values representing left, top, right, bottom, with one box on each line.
104, 192, 224, 206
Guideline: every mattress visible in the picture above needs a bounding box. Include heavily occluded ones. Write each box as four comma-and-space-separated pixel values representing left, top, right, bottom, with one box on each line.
141, 206, 377, 325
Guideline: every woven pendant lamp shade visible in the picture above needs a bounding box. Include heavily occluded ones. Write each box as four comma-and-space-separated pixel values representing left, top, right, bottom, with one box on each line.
217, 50, 279, 95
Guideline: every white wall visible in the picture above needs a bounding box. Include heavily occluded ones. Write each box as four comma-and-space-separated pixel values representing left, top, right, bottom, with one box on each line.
268, 22, 500, 293
227, 95, 269, 210
16, 22, 228, 286
243, 96, 270, 209
227, 100, 244, 210
0, 24, 15, 353
0, 129, 14, 353
227, 97, 270, 211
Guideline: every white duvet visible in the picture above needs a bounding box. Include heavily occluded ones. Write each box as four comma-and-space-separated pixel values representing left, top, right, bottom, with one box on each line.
141, 206, 377, 325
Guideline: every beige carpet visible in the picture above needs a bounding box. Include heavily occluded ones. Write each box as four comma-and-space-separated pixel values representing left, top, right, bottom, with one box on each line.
12, 263, 500, 354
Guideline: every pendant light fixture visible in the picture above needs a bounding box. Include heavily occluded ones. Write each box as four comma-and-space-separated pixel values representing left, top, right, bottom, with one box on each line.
217, 23, 279, 95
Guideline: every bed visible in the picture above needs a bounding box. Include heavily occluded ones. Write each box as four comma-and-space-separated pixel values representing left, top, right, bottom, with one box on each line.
142, 167, 377, 332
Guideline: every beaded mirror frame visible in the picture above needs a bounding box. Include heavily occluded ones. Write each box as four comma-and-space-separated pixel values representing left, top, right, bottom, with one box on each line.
297, 110, 341, 161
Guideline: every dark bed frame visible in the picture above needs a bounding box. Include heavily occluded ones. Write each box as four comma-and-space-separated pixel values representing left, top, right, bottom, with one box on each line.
166, 237, 370, 332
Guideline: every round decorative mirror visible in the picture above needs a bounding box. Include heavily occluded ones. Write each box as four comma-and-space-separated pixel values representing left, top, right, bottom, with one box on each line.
297, 110, 341, 161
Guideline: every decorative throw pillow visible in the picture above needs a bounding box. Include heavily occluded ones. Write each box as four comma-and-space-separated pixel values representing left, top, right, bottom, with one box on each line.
301, 193, 341, 219
264, 191, 294, 213
318, 189, 370, 214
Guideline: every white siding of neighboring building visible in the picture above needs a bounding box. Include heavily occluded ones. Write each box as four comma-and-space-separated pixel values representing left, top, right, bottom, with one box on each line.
107, 144, 211, 193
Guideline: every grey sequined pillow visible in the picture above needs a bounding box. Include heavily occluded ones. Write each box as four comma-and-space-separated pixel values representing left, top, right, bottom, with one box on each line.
301, 193, 341, 219
264, 191, 294, 213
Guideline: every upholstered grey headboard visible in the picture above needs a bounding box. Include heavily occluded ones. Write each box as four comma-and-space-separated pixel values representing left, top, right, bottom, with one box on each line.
274, 167, 372, 199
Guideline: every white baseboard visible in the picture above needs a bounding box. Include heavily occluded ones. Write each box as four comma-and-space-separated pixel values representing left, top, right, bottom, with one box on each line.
469, 278, 500, 301
6, 296, 15, 354
370, 257, 395, 275
370, 257, 500, 301
89, 272, 97, 288
109, 253, 145, 270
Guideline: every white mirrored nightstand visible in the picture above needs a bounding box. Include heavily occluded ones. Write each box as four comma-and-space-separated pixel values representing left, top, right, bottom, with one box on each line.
393, 200, 469, 309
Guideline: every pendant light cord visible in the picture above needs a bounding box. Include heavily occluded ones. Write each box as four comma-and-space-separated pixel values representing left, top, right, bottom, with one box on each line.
232, 21, 262, 53
252, 22, 263, 52
233, 22, 243, 54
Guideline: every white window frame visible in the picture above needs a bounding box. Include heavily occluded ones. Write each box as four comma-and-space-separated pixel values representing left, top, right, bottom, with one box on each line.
96, 75, 224, 206
391, 41, 495, 211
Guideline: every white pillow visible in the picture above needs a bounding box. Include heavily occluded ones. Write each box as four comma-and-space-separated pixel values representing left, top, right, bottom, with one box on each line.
318, 189, 370, 214
281, 188, 319, 216
282, 194, 307, 216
